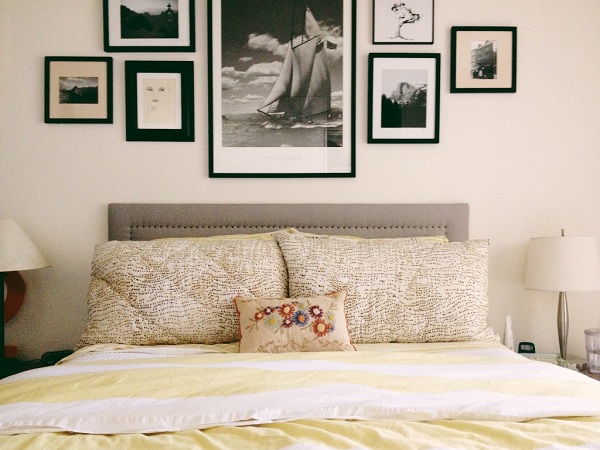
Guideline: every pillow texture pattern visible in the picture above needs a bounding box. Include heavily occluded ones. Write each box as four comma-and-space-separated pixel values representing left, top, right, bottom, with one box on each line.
77, 238, 287, 348
273, 229, 499, 344
235, 291, 355, 353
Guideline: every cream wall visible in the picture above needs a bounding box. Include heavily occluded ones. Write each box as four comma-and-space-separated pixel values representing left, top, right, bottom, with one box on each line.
2, 1, 600, 360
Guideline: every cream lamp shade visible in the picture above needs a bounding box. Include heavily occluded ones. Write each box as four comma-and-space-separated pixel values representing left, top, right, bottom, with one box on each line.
0, 219, 49, 366
0, 219, 49, 272
525, 236, 600, 292
525, 233, 600, 360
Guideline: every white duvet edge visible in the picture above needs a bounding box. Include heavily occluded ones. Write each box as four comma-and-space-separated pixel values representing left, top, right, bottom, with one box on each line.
3, 388, 600, 435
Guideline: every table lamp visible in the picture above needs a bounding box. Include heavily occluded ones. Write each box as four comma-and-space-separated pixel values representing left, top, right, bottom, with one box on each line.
525, 230, 600, 360
0, 219, 49, 369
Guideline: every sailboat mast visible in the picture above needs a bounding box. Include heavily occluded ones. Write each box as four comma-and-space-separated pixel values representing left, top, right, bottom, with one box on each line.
290, 1, 295, 46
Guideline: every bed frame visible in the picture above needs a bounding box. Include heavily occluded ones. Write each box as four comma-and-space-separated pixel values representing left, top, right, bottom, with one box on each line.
108, 203, 469, 242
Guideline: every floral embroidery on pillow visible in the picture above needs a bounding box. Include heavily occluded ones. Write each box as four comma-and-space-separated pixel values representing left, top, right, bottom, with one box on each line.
247, 300, 337, 338
235, 292, 355, 353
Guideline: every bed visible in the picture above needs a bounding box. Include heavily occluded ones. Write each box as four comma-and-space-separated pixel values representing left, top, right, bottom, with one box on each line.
2, 203, 600, 449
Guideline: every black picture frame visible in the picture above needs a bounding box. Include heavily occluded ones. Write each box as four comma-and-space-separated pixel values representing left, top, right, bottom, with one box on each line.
44, 56, 113, 124
450, 26, 517, 93
373, 0, 434, 45
125, 60, 194, 142
103, 0, 195, 52
207, 0, 356, 178
368, 53, 440, 144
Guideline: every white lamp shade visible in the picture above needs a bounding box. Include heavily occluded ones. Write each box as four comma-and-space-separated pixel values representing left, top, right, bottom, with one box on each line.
0, 219, 49, 272
525, 236, 600, 292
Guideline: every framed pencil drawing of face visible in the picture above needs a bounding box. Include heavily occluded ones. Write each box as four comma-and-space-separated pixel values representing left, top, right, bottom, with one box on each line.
125, 60, 194, 141
208, 0, 356, 178
368, 53, 440, 144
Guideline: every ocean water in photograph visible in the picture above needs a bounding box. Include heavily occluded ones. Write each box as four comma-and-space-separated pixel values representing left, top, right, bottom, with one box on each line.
222, 115, 343, 148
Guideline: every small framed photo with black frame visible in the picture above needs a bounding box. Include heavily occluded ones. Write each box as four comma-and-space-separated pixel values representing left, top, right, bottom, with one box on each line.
103, 0, 195, 52
44, 56, 113, 124
373, 0, 434, 45
451, 26, 517, 93
368, 53, 440, 144
125, 60, 194, 142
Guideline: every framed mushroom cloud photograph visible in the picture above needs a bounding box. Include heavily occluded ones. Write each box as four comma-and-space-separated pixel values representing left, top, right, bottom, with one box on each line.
208, 0, 356, 178
368, 53, 440, 144
372, 0, 434, 45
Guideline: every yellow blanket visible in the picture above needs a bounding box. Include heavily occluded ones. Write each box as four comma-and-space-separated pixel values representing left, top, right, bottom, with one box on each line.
1, 341, 599, 449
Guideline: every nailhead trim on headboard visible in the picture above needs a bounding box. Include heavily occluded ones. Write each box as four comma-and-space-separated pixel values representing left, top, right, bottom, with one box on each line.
109, 204, 468, 242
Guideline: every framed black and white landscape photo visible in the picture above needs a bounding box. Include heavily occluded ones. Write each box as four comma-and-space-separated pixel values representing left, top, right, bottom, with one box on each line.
103, 0, 195, 52
44, 56, 113, 124
451, 26, 517, 93
208, 0, 356, 178
368, 53, 440, 143
125, 60, 194, 141
373, 0, 434, 45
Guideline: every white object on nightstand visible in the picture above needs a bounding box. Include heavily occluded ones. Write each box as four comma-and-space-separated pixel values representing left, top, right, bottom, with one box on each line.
503, 315, 514, 351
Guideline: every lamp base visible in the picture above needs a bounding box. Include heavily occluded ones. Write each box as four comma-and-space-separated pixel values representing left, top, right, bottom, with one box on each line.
557, 291, 568, 360
4, 345, 17, 359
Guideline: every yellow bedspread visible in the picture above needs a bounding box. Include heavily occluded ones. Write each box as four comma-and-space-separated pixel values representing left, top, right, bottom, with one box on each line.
1, 341, 600, 449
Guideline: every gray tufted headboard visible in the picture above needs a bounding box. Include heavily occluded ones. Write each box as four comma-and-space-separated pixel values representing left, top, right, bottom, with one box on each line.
108, 203, 469, 242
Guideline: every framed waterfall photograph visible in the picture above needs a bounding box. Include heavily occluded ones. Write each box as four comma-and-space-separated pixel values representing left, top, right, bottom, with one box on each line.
368, 53, 440, 144
208, 0, 356, 178
103, 0, 195, 52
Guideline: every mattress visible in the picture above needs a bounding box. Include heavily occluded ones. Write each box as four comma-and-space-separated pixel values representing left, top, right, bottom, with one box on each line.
1, 341, 599, 449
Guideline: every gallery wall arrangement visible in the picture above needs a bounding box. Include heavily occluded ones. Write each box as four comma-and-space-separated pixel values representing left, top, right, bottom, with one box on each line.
42, 0, 516, 177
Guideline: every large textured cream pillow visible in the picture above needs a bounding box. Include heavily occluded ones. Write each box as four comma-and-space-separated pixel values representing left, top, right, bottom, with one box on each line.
235, 291, 355, 353
273, 229, 499, 344
77, 237, 287, 348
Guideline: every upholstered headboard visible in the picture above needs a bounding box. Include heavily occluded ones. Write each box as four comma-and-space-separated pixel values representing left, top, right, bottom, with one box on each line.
108, 203, 469, 242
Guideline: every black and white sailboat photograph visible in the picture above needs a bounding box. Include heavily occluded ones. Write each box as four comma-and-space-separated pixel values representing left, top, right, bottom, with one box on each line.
218, 0, 345, 148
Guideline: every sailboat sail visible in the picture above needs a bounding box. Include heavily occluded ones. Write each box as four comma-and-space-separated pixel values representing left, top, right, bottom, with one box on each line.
258, 7, 333, 121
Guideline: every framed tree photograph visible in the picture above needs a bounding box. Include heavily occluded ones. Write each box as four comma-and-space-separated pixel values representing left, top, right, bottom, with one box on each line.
44, 56, 113, 124
103, 0, 195, 52
368, 53, 440, 144
373, 0, 434, 45
125, 60, 194, 142
451, 26, 517, 93
208, 0, 356, 178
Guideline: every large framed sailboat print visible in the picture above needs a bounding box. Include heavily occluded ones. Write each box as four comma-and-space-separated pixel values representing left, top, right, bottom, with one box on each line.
208, 0, 356, 177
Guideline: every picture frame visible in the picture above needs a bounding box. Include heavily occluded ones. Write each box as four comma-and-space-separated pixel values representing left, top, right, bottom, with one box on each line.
373, 0, 434, 45
44, 56, 113, 124
208, 0, 356, 178
450, 26, 517, 93
103, 0, 195, 52
125, 60, 194, 142
368, 53, 440, 144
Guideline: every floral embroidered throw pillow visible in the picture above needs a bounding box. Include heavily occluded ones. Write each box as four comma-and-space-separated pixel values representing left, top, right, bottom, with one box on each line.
234, 291, 355, 353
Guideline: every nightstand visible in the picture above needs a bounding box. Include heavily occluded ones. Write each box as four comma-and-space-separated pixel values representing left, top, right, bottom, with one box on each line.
1, 350, 73, 379
579, 368, 600, 381
0, 358, 42, 379
564, 355, 600, 381
522, 354, 600, 380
